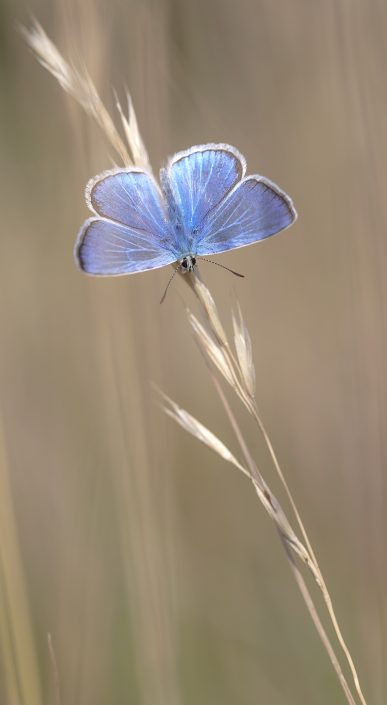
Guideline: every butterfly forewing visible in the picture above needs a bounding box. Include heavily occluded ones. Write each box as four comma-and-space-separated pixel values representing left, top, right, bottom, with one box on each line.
87, 169, 170, 236
195, 176, 297, 256
165, 144, 245, 239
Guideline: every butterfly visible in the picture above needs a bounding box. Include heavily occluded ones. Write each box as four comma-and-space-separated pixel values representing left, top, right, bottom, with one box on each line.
75, 143, 297, 283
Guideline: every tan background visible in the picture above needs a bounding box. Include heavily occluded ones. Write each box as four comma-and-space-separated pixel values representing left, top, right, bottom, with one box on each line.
0, 1, 386, 703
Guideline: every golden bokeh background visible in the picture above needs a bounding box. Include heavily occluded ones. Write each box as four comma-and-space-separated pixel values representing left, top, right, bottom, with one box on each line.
0, 1, 386, 704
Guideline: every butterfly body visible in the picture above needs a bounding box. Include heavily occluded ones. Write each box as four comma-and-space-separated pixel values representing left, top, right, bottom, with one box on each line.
75, 144, 297, 277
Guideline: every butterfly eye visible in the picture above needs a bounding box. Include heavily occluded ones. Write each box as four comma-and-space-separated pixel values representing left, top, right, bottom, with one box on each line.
192, 257, 196, 266
181, 259, 188, 269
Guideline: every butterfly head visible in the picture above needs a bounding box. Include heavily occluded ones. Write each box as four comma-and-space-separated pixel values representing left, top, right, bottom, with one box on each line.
179, 255, 197, 273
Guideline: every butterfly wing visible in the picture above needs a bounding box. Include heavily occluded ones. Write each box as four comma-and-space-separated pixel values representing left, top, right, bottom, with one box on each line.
76, 218, 177, 276
195, 176, 297, 256
75, 168, 177, 275
163, 144, 246, 240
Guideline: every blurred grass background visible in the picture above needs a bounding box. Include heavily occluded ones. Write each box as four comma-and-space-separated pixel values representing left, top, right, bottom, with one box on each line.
0, 0, 386, 703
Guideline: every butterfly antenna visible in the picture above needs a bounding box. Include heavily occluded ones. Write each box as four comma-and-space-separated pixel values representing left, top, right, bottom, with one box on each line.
198, 257, 245, 278
160, 264, 181, 304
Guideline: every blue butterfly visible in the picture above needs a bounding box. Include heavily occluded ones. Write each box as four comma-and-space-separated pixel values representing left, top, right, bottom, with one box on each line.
75, 143, 297, 280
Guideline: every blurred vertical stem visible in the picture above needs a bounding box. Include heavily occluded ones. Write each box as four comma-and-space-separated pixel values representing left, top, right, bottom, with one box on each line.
23, 20, 179, 705
0, 412, 43, 705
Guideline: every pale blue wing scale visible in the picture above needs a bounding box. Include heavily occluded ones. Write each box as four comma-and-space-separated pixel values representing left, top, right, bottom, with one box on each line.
87, 168, 171, 244
164, 144, 246, 238
75, 218, 176, 276
195, 176, 297, 256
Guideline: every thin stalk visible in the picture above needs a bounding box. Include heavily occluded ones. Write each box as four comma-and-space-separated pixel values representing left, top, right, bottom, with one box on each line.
188, 272, 367, 705
211, 372, 358, 705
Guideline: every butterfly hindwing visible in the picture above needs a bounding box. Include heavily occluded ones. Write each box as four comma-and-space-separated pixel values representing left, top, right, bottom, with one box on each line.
195, 176, 297, 256
75, 217, 176, 276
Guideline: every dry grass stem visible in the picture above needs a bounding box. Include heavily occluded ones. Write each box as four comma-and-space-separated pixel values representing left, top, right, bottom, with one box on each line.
232, 304, 256, 397
284, 544, 358, 705
175, 271, 368, 705
189, 277, 229, 347
47, 633, 62, 705
188, 312, 235, 388
160, 391, 251, 479
114, 91, 151, 171
22, 22, 136, 167
163, 352, 357, 704
160, 386, 320, 583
